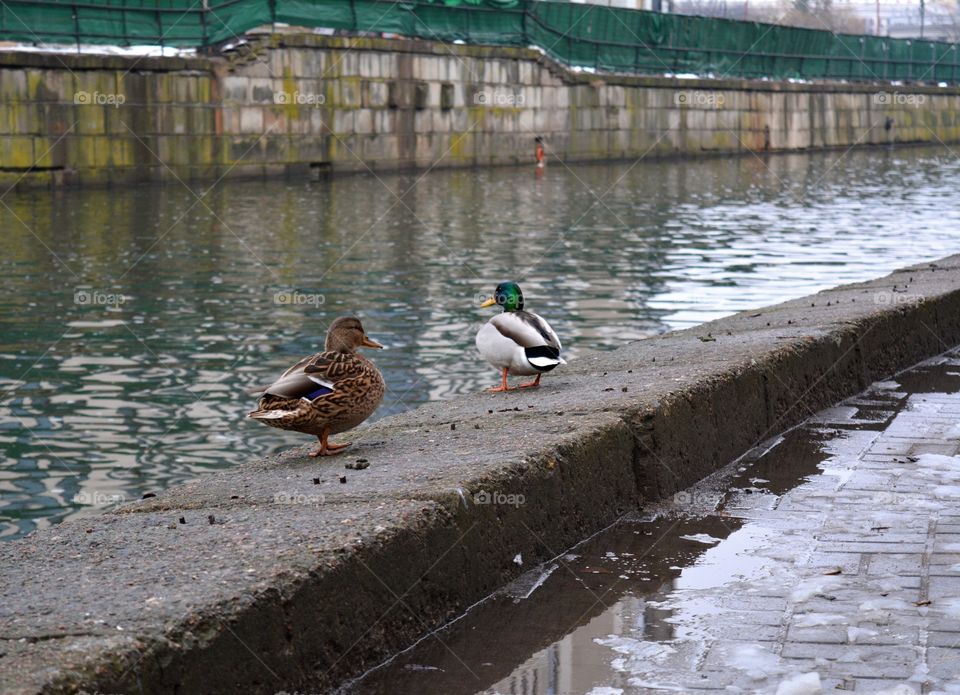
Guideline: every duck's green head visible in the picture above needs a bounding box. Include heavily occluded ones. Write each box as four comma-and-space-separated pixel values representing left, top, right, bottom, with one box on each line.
480, 281, 524, 312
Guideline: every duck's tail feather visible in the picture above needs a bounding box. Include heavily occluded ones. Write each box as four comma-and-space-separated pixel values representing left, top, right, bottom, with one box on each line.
248, 409, 297, 420
525, 345, 563, 372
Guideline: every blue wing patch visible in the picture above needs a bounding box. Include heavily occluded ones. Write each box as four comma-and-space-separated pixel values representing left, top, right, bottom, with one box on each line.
305, 375, 335, 400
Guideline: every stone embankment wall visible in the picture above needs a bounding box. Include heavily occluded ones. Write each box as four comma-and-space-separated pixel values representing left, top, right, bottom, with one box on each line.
1, 35, 959, 188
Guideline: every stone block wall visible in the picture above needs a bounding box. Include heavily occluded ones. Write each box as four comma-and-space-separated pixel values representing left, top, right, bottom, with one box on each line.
1, 35, 959, 188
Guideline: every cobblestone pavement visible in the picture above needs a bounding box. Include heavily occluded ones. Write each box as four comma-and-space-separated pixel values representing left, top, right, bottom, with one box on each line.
594, 351, 960, 694
347, 349, 960, 695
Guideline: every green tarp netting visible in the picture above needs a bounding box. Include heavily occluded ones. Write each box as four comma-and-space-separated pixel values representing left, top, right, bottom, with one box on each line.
2, 0, 957, 83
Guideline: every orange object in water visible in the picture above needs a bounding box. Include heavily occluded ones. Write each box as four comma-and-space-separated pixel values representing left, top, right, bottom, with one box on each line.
535, 142, 545, 168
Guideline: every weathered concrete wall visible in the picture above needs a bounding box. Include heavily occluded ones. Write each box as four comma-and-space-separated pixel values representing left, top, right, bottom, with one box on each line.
2, 257, 960, 694
2, 35, 960, 188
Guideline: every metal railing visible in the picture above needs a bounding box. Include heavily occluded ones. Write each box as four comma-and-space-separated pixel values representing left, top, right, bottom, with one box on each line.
1, 0, 959, 84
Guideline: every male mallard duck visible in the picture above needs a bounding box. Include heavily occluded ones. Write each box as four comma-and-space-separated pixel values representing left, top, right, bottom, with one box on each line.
476, 281, 565, 392
248, 316, 385, 456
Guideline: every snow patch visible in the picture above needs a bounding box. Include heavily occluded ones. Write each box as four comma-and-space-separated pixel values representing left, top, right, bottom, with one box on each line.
914, 454, 960, 477
934, 485, 960, 498
730, 643, 784, 680
793, 613, 847, 628
847, 626, 877, 643
873, 380, 901, 390
775, 672, 822, 695
870, 686, 919, 695
679, 533, 721, 545
0, 42, 193, 57
625, 679, 684, 691
930, 683, 960, 695
936, 596, 960, 618
595, 635, 675, 666
791, 575, 844, 603
858, 597, 913, 619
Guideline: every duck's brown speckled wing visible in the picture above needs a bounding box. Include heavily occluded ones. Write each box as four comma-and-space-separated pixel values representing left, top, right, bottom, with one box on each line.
254, 350, 384, 435
260, 351, 367, 401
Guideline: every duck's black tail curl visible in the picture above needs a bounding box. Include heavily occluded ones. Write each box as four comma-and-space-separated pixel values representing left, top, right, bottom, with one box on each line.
525, 345, 563, 372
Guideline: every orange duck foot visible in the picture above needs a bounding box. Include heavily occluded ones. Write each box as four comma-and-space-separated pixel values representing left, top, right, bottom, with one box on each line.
488, 368, 513, 392
308, 432, 352, 457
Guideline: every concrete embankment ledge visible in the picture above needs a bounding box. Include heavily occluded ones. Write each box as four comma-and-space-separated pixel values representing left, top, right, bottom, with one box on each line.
3, 257, 960, 694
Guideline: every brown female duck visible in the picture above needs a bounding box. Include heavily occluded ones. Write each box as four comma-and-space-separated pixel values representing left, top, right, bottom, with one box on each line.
248, 316, 385, 456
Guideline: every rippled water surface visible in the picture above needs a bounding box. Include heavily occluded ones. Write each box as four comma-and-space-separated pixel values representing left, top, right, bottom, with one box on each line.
1, 147, 957, 539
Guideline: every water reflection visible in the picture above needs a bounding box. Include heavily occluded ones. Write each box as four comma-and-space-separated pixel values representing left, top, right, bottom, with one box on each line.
1, 147, 956, 538
342, 513, 745, 695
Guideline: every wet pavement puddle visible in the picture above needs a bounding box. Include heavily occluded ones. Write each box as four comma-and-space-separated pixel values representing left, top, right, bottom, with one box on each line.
340, 351, 960, 695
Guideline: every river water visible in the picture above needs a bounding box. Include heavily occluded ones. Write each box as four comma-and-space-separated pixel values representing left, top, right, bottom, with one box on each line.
1, 146, 957, 539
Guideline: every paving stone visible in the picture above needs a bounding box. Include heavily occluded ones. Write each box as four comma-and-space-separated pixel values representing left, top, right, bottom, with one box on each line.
853, 680, 920, 692
806, 552, 864, 573
822, 541, 929, 554
866, 553, 925, 575
928, 631, 960, 648
786, 625, 849, 643
586, 351, 960, 694
928, 576, 960, 599
927, 646, 960, 678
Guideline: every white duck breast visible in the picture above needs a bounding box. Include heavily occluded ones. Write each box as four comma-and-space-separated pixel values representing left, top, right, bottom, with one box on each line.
476, 311, 565, 376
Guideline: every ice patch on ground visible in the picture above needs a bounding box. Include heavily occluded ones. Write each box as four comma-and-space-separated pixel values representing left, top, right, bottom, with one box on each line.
859, 597, 913, 619
934, 485, 960, 498
595, 635, 676, 667
502, 563, 558, 600
930, 682, 960, 695
793, 613, 847, 627
847, 626, 877, 642
873, 380, 901, 390
679, 533, 721, 545
730, 643, 784, 680
910, 662, 930, 683
871, 686, 920, 695
585, 688, 624, 695
626, 680, 684, 691
914, 454, 960, 477
837, 649, 863, 662
791, 575, 844, 603
775, 672, 822, 695
936, 597, 960, 618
